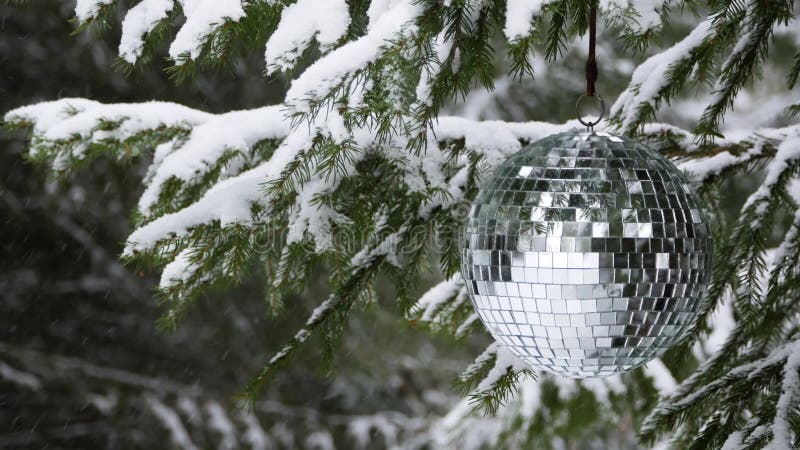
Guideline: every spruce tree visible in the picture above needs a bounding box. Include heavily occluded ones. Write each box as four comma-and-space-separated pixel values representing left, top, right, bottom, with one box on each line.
5, 0, 800, 448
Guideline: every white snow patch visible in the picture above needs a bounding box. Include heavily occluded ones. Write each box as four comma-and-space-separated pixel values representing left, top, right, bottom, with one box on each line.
265, 0, 350, 73
677, 138, 762, 181
11, 100, 210, 142
75, 0, 114, 22
630, 0, 666, 31
159, 247, 201, 290
119, 0, 174, 63
5, 98, 101, 134
475, 346, 528, 393
88, 391, 118, 415
169, 0, 245, 63
348, 416, 399, 449
504, 0, 547, 41
124, 123, 310, 254
414, 275, 462, 322
285, 0, 423, 113
693, 293, 736, 360
138, 105, 289, 215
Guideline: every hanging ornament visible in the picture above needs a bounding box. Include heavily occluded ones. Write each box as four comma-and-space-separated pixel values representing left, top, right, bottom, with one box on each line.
460, 4, 713, 378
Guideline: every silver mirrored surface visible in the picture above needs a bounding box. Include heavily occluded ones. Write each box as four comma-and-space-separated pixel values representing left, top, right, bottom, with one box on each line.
461, 131, 713, 378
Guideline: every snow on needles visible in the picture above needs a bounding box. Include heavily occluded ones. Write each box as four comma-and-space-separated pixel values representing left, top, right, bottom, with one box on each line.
119, 0, 174, 63
766, 340, 800, 450
160, 247, 203, 290
611, 18, 714, 131
5, 98, 101, 135
625, 0, 667, 32
11, 98, 792, 262
264, 0, 351, 74
415, 32, 454, 107
431, 341, 679, 448
741, 125, 800, 212
285, 0, 423, 113
168, 0, 245, 63
76, 0, 245, 65
504, 0, 547, 42
13, 93, 800, 447
413, 275, 463, 322
4, 99, 210, 164
5, 100, 210, 141
125, 125, 311, 255
138, 106, 290, 215
74, 0, 114, 22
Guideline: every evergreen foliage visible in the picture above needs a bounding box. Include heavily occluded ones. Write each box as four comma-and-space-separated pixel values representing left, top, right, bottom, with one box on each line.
5, 0, 800, 447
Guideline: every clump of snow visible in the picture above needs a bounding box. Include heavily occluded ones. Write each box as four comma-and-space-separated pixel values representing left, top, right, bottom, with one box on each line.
168, 0, 245, 63
125, 159, 280, 254
5, 99, 210, 142
138, 106, 289, 215
74, 0, 114, 22
720, 430, 745, 450
504, 0, 547, 42
434, 117, 571, 167
88, 391, 119, 415
629, 0, 666, 32
124, 112, 316, 255
285, 0, 423, 113
264, 0, 351, 74
286, 176, 351, 252
413, 275, 463, 322
119, 0, 174, 63
5, 98, 101, 134
474, 346, 528, 393
675, 131, 770, 182
159, 248, 201, 290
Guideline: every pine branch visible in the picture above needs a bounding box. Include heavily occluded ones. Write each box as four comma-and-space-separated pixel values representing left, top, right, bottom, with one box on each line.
694, 0, 794, 140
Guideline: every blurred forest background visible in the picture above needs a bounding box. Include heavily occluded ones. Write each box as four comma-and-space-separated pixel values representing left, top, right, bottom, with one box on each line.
1, 1, 795, 449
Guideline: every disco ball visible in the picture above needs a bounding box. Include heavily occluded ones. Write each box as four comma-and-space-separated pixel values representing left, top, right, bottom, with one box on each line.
460, 131, 713, 377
